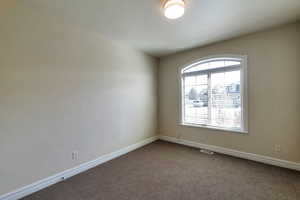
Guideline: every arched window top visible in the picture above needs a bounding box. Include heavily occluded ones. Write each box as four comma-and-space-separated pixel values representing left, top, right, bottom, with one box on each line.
182, 57, 242, 75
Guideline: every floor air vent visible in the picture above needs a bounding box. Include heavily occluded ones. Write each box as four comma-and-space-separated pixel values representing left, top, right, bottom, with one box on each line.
200, 149, 215, 155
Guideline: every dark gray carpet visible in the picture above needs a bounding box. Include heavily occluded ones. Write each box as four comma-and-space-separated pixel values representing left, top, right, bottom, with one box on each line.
22, 140, 300, 200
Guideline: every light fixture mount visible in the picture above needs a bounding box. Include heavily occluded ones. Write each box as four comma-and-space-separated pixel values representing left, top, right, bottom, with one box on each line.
163, 0, 185, 19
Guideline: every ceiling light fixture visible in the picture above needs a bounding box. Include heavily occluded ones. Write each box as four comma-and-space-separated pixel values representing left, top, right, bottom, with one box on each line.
164, 0, 185, 19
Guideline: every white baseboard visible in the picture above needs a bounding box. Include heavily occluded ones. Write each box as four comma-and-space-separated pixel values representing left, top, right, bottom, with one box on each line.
159, 135, 300, 171
0, 136, 158, 200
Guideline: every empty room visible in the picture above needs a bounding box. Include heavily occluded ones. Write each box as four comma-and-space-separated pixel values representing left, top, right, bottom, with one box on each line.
1, 0, 300, 200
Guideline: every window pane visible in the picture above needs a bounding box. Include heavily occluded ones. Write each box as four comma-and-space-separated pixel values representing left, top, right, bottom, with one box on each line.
225, 60, 240, 66
210, 70, 241, 129
209, 60, 225, 68
184, 63, 209, 73
184, 74, 208, 124
184, 76, 196, 86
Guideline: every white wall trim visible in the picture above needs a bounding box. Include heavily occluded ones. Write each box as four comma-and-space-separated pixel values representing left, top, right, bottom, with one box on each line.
159, 135, 300, 171
0, 136, 158, 200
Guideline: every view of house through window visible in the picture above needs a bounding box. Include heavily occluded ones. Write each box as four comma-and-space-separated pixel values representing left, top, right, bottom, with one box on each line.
181, 57, 246, 132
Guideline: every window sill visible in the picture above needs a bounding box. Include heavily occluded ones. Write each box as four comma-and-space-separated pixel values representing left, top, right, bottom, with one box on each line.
179, 123, 248, 134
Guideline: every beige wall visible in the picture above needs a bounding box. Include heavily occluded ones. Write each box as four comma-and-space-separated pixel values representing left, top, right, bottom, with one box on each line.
0, 1, 157, 196
158, 22, 300, 163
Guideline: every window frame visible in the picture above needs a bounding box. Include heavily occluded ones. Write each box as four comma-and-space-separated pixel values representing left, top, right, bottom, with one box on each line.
178, 55, 248, 134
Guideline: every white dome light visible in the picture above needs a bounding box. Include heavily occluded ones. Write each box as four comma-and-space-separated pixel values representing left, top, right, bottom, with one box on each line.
164, 0, 185, 19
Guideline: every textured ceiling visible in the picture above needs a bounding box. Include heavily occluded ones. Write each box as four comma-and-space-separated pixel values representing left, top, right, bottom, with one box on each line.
10, 0, 300, 57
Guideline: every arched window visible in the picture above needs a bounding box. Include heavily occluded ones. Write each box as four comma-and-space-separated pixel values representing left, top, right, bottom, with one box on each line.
180, 55, 248, 133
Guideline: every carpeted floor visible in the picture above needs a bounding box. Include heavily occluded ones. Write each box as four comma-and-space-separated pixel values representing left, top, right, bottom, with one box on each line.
22, 140, 300, 200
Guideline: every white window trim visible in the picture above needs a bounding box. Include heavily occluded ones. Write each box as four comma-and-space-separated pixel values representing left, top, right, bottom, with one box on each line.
178, 54, 248, 134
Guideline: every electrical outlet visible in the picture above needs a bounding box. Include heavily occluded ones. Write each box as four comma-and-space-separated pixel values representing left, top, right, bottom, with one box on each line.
274, 144, 281, 153
72, 151, 79, 160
